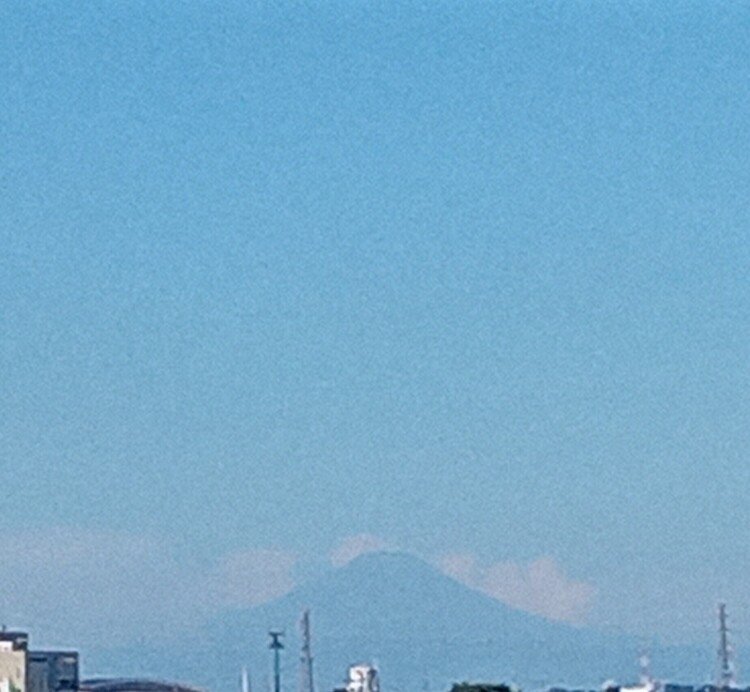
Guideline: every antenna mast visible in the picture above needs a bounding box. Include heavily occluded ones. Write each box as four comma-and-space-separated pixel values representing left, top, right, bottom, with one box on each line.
718, 603, 736, 692
299, 609, 315, 692
639, 650, 652, 687
269, 630, 285, 692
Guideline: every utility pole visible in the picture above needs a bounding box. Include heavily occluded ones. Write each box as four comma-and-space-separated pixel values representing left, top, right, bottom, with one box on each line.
299, 609, 315, 692
718, 603, 735, 692
269, 630, 285, 692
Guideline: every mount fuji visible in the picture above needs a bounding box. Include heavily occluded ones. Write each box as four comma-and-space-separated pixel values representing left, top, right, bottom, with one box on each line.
85, 552, 710, 692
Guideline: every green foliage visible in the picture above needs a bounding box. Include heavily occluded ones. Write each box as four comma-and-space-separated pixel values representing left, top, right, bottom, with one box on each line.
450, 683, 515, 692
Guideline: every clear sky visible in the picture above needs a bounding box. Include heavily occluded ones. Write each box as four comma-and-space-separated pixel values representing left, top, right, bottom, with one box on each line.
2, 0, 750, 650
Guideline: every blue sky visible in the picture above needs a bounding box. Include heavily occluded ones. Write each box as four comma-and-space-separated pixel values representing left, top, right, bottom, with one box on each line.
2, 1, 750, 649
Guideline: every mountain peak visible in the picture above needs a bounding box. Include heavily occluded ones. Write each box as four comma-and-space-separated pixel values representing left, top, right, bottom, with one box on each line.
163, 551, 686, 692
205, 548, 643, 691
341, 549, 424, 568
335, 549, 440, 578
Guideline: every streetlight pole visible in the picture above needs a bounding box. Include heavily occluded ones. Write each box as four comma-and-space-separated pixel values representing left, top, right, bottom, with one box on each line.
269, 630, 285, 692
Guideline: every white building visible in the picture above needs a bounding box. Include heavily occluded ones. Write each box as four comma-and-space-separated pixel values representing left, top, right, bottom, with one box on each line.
0, 636, 27, 692
345, 665, 380, 692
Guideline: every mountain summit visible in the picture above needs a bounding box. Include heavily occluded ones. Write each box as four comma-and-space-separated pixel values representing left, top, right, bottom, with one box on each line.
211, 552, 637, 691
88, 552, 707, 692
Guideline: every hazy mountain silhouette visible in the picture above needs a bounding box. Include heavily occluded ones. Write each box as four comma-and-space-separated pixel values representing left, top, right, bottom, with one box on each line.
215, 551, 634, 690
85, 552, 712, 692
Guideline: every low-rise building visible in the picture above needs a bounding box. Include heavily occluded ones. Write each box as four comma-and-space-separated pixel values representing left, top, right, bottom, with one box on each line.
0, 632, 29, 692
27, 651, 78, 692
344, 665, 380, 692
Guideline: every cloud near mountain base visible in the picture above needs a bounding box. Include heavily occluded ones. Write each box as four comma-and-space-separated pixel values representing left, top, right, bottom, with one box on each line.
1, 527, 595, 650
0, 528, 299, 648
438, 553, 596, 624
216, 548, 298, 608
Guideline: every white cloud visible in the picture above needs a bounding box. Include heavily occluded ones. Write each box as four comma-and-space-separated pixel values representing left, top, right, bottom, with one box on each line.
329, 534, 390, 567
215, 548, 298, 608
0, 526, 595, 652
0, 528, 202, 648
438, 553, 596, 624
0, 528, 298, 648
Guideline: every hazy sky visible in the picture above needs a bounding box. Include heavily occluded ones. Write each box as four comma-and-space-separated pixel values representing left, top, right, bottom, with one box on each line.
3, 1, 750, 649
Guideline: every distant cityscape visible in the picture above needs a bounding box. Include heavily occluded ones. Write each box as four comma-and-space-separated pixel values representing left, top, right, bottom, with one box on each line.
0, 630, 197, 692
1, 601, 747, 692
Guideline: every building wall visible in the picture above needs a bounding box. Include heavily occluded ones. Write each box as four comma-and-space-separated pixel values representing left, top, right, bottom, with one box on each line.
28, 652, 79, 692
0, 633, 28, 692
345, 665, 379, 692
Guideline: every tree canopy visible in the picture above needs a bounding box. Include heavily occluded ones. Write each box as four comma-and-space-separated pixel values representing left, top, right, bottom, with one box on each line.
450, 683, 514, 692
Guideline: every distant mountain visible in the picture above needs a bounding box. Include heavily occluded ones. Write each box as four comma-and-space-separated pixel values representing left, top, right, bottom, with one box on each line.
84, 552, 713, 692
210, 551, 639, 691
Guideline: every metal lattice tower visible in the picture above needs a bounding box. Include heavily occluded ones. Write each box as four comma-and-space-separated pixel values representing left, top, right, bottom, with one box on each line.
717, 603, 736, 692
269, 630, 285, 692
299, 609, 315, 692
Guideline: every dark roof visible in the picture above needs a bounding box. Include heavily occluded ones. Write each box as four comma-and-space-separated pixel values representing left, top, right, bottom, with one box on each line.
80, 679, 203, 692
0, 632, 28, 650
29, 650, 78, 659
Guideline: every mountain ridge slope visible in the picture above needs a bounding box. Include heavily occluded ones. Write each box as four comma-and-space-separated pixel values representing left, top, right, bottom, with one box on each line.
86, 552, 709, 692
